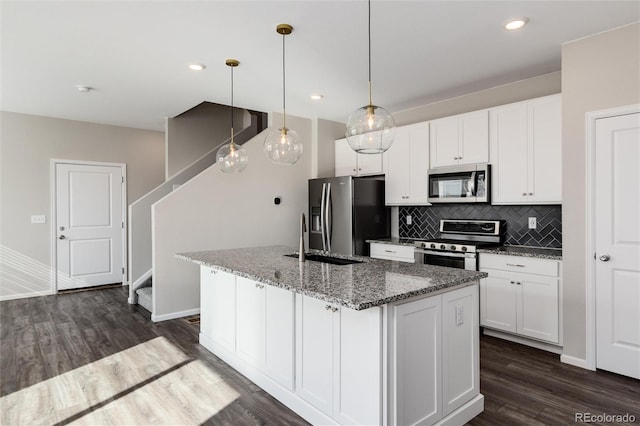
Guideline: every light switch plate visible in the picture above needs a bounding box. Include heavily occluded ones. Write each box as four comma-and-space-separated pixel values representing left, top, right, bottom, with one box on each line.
528, 217, 537, 230
406, 215, 412, 225
31, 215, 46, 224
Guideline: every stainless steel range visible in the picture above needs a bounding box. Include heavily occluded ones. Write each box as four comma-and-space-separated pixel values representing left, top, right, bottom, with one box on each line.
414, 219, 504, 270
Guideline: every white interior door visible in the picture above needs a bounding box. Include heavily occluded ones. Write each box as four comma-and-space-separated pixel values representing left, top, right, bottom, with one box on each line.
56, 162, 124, 290
595, 112, 640, 379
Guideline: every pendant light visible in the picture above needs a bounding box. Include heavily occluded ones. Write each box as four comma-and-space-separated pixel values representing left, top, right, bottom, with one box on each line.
345, 0, 396, 154
264, 24, 303, 165
217, 59, 249, 173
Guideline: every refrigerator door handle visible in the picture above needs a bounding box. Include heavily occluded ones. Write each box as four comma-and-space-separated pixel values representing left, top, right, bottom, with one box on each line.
326, 183, 332, 252
320, 183, 327, 251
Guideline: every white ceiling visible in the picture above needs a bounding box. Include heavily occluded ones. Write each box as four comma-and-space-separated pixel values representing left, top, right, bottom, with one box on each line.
2, 1, 638, 131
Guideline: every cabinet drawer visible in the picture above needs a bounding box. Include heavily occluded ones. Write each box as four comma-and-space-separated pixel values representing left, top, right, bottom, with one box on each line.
479, 254, 559, 277
370, 243, 415, 263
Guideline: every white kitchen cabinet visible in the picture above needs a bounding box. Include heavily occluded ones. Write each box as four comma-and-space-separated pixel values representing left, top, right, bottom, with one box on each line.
296, 294, 382, 425
200, 268, 236, 353
384, 122, 430, 205
430, 110, 489, 168
370, 242, 415, 263
490, 94, 562, 204
391, 284, 479, 424
235, 276, 294, 389
480, 254, 561, 344
335, 137, 383, 176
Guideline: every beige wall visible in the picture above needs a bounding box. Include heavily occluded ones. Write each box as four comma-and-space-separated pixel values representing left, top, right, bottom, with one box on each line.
561, 22, 640, 361
151, 113, 313, 320
312, 118, 344, 179
0, 111, 164, 299
166, 102, 248, 179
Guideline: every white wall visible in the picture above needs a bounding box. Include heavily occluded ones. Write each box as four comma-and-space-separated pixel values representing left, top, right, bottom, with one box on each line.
0, 111, 164, 300
151, 114, 312, 320
166, 102, 248, 179
561, 22, 640, 361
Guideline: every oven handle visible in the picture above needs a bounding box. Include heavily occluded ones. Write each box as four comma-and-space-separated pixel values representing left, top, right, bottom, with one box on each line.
414, 248, 477, 259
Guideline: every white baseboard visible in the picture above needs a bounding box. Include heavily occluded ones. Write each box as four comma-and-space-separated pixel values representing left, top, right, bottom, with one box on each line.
560, 354, 592, 370
152, 307, 200, 322
0, 290, 54, 301
435, 394, 484, 426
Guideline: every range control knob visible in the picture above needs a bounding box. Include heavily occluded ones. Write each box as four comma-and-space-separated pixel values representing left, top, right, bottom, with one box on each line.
440, 244, 446, 250
450, 245, 457, 251
461, 246, 468, 252
430, 243, 437, 249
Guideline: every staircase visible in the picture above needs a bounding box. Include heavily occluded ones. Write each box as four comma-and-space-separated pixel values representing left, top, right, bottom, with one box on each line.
128, 104, 267, 313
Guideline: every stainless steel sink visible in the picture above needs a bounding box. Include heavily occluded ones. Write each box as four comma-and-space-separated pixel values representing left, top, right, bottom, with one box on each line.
284, 253, 363, 265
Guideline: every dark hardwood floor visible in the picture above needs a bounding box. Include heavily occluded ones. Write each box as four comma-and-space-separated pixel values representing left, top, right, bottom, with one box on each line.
1, 286, 638, 425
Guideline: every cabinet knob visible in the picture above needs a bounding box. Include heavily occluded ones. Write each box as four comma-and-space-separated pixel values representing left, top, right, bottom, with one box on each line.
516, 282, 522, 285
331, 307, 338, 313
510, 280, 515, 284
453, 156, 458, 160
528, 192, 533, 196
459, 156, 463, 159
325, 305, 331, 310
522, 192, 527, 196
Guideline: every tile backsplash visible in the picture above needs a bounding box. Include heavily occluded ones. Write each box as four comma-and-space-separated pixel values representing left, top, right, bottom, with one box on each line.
399, 204, 562, 248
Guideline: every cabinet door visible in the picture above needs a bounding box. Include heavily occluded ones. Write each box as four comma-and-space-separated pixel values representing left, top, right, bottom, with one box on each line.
442, 285, 479, 416
265, 285, 295, 390
430, 115, 460, 168
333, 306, 382, 425
479, 271, 517, 333
235, 277, 265, 367
528, 95, 562, 203
296, 295, 334, 416
490, 102, 529, 204
335, 138, 358, 176
203, 269, 236, 352
517, 274, 559, 343
458, 110, 489, 165
384, 126, 411, 204
357, 152, 383, 175
392, 295, 442, 426
407, 122, 430, 203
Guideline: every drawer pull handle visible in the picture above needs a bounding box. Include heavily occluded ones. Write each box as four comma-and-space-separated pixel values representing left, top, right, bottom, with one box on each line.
510, 281, 515, 284
506, 263, 525, 268
385, 250, 396, 253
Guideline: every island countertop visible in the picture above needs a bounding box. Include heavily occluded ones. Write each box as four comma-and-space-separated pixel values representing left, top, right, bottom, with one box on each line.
177, 245, 486, 310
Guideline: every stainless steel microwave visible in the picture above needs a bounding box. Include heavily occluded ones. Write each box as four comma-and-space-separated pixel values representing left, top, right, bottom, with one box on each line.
427, 163, 490, 203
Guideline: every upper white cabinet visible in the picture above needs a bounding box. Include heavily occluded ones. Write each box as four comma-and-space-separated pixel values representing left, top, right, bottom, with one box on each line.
490, 94, 562, 204
384, 122, 430, 205
429, 110, 489, 168
335, 137, 383, 177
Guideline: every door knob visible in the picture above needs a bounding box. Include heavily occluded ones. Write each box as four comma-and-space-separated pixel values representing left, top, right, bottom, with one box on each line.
58, 235, 66, 240
599, 254, 611, 262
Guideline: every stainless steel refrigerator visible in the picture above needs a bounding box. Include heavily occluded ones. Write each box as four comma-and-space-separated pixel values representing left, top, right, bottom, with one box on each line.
309, 176, 390, 256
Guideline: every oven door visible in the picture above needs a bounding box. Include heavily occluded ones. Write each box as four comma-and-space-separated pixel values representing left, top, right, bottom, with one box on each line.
415, 249, 477, 270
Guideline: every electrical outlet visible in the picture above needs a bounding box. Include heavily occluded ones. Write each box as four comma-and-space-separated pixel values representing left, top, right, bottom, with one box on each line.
528, 217, 537, 230
456, 305, 464, 326
406, 215, 412, 225
31, 215, 46, 224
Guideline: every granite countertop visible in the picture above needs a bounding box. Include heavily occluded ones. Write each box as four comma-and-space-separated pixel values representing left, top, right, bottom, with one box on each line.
177, 245, 486, 310
366, 237, 418, 247
477, 245, 563, 260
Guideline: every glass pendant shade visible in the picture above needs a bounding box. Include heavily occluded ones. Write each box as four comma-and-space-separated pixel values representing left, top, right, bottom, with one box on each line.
264, 127, 303, 164
345, 104, 396, 154
216, 141, 248, 173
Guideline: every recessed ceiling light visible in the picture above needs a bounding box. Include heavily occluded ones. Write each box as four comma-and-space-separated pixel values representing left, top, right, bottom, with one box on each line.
189, 63, 206, 71
504, 17, 529, 30
310, 94, 324, 100
76, 85, 93, 93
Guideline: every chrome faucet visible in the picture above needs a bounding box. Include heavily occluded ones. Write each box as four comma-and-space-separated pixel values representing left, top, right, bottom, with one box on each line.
299, 212, 306, 262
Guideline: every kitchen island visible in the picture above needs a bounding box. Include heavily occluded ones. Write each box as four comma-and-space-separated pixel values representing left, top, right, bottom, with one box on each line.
178, 246, 487, 426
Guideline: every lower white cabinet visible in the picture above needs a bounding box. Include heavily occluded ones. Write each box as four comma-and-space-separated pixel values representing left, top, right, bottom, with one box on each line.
370, 242, 416, 263
480, 254, 561, 344
296, 295, 382, 425
200, 267, 236, 353
199, 266, 482, 426
390, 284, 479, 425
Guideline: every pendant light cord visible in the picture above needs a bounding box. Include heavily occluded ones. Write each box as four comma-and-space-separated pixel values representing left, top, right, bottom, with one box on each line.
230, 65, 235, 144
368, 0, 372, 107
282, 31, 286, 130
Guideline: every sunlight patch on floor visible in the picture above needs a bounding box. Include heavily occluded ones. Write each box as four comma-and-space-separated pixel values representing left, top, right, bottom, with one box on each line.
0, 336, 240, 425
